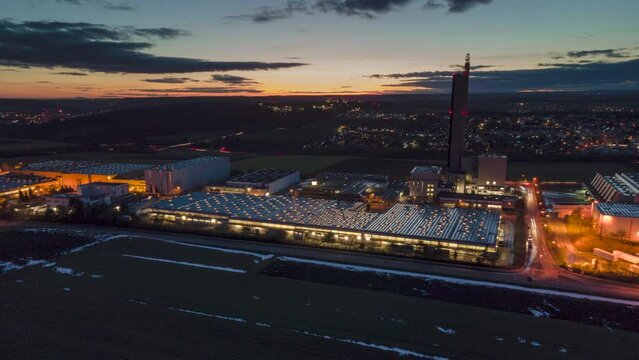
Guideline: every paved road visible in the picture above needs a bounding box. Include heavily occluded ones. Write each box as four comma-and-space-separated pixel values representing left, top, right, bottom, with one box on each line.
519, 184, 639, 301
546, 220, 585, 265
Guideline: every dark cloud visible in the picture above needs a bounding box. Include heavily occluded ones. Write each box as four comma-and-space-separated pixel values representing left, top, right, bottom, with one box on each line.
229, 0, 491, 22
53, 71, 88, 76
423, 0, 444, 10
227, 1, 311, 22
54, 0, 136, 11
0, 20, 306, 74
210, 74, 259, 85
135, 87, 263, 94
445, 0, 492, 12
314, 0, 412, 18
425, 0, 491, 12
141, 77, 200, 84
449, 64, 496, 70
131, 28, 191, 39
549, 48, 637, 60
102, 3, 135, 11
566, 48, 632, 59
369, 70, 451, 79
372, 59, 639, 92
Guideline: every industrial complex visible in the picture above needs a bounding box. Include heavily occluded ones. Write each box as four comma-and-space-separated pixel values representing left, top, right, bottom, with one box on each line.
1, 53, 638, 274
0, 55, 516, 262
142, 192, 500, 254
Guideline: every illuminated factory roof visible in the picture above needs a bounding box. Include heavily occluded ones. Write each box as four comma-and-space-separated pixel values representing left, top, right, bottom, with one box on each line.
78, 163, 152, 175
152, 156, 227, 171
0, 173, 55, 193
150, 193, 499, 245
411, 166, 442, 175
20, 160, 152, 175
596, 202, 639, 218
366, 204, 499, 245
21, 160, 102, 173
227, 169, 299, 185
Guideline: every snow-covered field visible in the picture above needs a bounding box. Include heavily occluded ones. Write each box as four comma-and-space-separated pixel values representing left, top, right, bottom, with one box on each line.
163, 304, 445, 360
277, 256, 639, 307
0, 228, 128, 275
122, 254, 247, 274
266, 256, 639, 333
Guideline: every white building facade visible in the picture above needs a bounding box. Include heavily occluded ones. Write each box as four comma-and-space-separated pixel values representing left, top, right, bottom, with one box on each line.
145, 157, 230, 196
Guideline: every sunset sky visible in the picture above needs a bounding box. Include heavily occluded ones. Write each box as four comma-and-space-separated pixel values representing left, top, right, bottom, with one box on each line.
1, 0, 638, 98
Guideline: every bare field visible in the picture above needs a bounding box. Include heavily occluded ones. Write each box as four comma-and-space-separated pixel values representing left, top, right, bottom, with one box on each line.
321, 157, 445, 177
507, 161, 636, 182
232, 155, 348, 175
1, 235, 639, 359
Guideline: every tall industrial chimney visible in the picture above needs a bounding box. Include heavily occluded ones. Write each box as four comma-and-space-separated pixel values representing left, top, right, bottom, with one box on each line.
447, 54, 470, 173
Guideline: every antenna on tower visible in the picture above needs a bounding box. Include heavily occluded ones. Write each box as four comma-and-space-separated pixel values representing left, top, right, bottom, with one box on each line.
465, 53, 470, 73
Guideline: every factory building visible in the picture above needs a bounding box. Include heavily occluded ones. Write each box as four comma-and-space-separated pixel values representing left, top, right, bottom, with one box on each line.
438, 192, 517, 212
408, 166, 441, 200
78, 182, 129, 198
476, 155, 507, 188
140, 192, 500, 254
14, 160, 153, 191
207, 168, 300, 196
296, 172, 403, 209
592, 202, 639, 242
0, 173, 59, 198
587, 173, 639, 204
145, 156, 230, 196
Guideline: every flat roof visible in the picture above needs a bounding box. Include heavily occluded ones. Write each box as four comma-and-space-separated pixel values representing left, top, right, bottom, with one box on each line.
114, 169, 146, 180
148, 193, 499, 245
411, 166, 442, 175
152, 156, 227, 171
78, 163, 152, 175
21, 160, 101, 173
303, 172, 390, 194
596, 203, 639, 218
438, 192, 517, 202
20, 160, 152, 175
478, 154, 507, 159
227, 169, 299, 185
367, 204, 499, 245
0, 173, 55, 193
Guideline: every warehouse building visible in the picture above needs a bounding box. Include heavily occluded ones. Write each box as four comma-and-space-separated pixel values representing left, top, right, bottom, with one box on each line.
592, 202, 639, 242
207, 168, 300, 196
298, 172, 393, 198
476, 155, 507, 188
140, 192, 500, 253
145, 156, 230, 196
587, 173, 639, 204
14, 160, 152, 191
78, 182, 129, 198
438, 192, 517, 212
0, 173, 59, 198
408, 166, 441, 200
